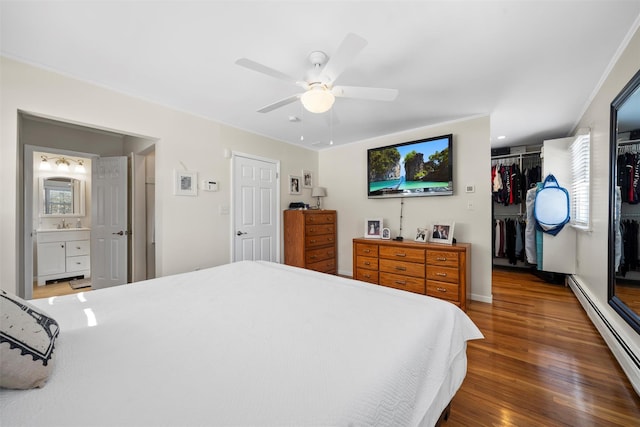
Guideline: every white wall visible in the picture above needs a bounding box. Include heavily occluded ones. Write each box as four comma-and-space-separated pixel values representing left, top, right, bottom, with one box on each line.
571, 24, 640, 388
0, 56, 318, 296
319, 115, 493, 302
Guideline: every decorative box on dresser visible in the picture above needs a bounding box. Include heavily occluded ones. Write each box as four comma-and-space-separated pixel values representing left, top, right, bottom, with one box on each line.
353, 238, 471, 311
284, 210, 337, 274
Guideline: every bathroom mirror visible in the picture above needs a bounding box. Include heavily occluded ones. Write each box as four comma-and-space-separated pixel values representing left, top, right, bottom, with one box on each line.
39, 176, 85, 217
609, 68, 640, 334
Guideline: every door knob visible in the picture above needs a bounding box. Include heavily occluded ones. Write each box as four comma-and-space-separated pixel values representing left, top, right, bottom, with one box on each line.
236, 231, 247, 236
112, 231, 124, 236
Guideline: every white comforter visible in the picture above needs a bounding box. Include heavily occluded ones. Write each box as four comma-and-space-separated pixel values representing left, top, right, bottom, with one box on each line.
1, 261, 482, 427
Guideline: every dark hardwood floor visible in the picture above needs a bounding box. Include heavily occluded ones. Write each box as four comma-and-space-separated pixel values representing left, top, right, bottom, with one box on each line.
448, 268, 640, 426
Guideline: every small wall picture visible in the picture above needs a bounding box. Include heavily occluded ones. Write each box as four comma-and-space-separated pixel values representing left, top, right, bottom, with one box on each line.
289, 175, 302, 195
414, 227, 427, 242
428, 222, 455, 245
302, 169, 313, 189
381, 227, 391, 240
174, 170, 197, 196
365, 218, 383, 239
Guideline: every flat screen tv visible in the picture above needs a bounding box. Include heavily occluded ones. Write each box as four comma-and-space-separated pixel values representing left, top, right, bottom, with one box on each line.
367, 134, 453, 199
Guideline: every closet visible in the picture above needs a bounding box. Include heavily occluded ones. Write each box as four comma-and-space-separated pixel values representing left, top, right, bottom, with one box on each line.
616, 141, 640, 283
491, 149, 542, 269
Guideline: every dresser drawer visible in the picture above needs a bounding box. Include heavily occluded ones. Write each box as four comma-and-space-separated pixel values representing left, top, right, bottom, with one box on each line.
380, 246, 425, 263
379, 258, 425, 278
308, 258, 336, 273
355, 243, 379, 257
66, 255, 90, 272
66, 240, 90, 257
426, 250, 459, 268
305, 234, 335, 248
306, 246, 335, 264
356, 268, 378, 284
427, 280, 460, 303
380, 272, 425, 294
426, 265, 459, 284
305, 213, 335, 225
306, 224, 335, 236
356, 256, 378, 271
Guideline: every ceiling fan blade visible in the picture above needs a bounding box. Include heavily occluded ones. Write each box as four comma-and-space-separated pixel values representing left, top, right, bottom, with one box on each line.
320, 33, 367, 84
257, 94, 300, 113
332, 85, 398, 101
236, 58, 307, 88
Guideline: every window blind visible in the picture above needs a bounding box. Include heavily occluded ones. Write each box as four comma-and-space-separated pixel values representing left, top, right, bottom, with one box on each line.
570, 134, 590, 229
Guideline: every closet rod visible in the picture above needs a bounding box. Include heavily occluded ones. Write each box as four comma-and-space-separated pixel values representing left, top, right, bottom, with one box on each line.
491, 151, 541, 161
620, 212, 640, 217
618, 138, 640, 146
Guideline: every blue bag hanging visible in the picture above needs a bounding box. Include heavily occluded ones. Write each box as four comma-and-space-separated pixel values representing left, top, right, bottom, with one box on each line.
534, 174, 570, 236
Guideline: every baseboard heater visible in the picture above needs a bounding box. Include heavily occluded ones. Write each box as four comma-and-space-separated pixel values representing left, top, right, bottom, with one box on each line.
567, 275, 640, 371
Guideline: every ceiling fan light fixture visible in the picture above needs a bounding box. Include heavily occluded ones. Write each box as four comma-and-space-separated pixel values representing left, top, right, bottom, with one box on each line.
301, 85, 335, 113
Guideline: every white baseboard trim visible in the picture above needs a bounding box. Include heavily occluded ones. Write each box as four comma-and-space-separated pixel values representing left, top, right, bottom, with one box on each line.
567, 275, 640, 395
470, 293, 493, 304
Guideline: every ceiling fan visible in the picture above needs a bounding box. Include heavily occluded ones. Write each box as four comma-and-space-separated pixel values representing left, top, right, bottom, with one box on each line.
236, 33, 398, 114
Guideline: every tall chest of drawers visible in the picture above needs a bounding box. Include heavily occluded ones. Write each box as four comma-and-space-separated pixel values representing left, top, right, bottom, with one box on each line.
353, 238, 470, 311
284, 210, 337, 274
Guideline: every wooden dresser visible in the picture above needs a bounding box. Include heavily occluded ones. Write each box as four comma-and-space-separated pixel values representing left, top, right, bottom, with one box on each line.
353, 238, 470, 310
284, 210, 337, 274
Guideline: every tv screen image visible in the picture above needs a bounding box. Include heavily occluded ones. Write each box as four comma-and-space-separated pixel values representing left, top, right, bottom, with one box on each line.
368, 134, 453, 199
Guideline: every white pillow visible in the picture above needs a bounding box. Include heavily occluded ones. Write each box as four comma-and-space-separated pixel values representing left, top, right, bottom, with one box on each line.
0, 290, 60, 389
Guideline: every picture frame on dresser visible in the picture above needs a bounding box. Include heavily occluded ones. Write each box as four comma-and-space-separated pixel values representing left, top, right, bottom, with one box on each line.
364, 218, 383, 238
428, 221, 455, 245
415, 227, 427, 242
381, 228, 391, 240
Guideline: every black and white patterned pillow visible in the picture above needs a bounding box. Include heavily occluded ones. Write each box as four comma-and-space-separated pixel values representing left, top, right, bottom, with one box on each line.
0, 290, 60, 389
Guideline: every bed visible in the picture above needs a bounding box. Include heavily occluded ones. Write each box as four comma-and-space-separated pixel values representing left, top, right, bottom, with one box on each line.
1, 261, 483, 426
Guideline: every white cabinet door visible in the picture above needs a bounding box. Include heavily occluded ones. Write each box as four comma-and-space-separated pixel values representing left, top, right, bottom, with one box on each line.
37, 242, 66, 276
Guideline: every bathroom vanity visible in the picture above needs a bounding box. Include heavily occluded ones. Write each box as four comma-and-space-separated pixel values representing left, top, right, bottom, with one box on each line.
36, 229, 91, 285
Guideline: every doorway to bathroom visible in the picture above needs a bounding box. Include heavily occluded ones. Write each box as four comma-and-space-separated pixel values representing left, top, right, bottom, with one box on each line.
20, 112, 156, 299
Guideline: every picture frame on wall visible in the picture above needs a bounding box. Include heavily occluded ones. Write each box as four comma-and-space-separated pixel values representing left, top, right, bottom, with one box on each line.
428, 221, 455, 245
174, 170, 197, 196
365, 218, 383, 239
289, 175, 302, 195
302, 170, 313, 189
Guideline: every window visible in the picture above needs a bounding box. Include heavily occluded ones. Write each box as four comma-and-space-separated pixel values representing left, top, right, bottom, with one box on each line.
570, 133, 590, 229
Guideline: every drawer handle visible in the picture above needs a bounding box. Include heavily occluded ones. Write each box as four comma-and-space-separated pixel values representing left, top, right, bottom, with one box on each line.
436, 272, 447, 277
76, 246, 81, 250
310, 239, 316, 243
395, 253, 406, 257
327, 238, 333, 242
364, 274, 371, 278
395, 280, 407, 285
364, 261, 370, 266
310, 255, 317, 259
75, 262, 82, 265
395, 266, 407, 271
436, 257, 447, 261
436, 287, 447, 293
364, 249, 371, 253
309, 228, 315, 232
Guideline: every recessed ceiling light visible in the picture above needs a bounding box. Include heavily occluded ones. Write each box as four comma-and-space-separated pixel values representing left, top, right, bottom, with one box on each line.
497, 135, 507, 140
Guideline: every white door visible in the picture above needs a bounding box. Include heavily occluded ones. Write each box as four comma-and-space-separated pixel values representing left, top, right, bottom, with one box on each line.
232, 154, 279, 262
130, 153, 147, 282
92, 156, 128, 289
541, 136, 577, 274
